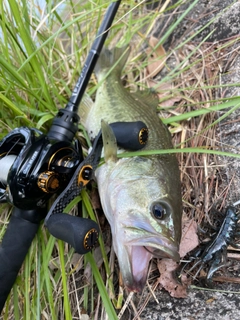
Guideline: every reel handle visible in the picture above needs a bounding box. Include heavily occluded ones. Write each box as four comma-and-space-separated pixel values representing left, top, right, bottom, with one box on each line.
45, 213, 99, 254
0, 207, 44, 313
110, 121, 148, 150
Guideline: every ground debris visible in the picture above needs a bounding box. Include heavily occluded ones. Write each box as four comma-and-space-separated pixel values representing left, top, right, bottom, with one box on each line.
157, 216, 198, 298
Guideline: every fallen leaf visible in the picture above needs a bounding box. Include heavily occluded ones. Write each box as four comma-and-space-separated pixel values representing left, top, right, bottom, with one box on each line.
157, 259, 191, 298
159, 96, 183, 108
146, 36, 167, 77
71, 253, 84, 272
48, 256, 61, 270
179, 216, 199, 258
157, 216, 199, 298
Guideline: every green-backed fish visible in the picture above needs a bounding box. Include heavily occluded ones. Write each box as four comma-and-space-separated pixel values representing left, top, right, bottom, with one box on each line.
80, 46, 182, 292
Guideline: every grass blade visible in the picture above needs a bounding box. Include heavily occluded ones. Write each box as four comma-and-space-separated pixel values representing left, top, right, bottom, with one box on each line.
85, 253, 118, 320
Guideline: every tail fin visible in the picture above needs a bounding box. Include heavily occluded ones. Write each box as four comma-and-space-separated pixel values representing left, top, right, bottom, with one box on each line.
94, 46, 130, 81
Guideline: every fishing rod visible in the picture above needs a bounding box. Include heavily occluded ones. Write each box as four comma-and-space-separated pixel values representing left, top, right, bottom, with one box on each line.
0, 0, 149, 314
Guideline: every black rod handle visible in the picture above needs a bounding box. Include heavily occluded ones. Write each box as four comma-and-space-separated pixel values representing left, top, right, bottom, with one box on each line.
0, 207, 43, 313
66, 0, 122, 112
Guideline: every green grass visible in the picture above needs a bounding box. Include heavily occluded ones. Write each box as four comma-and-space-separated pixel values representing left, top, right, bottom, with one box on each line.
1, 0, 240, 319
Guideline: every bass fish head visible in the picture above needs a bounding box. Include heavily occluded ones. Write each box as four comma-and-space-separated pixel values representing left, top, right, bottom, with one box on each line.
96, 155, 182, 292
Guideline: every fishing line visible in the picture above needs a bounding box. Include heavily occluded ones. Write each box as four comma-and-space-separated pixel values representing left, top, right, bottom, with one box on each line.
0, 136, 21, 184
0, 155, 17, 185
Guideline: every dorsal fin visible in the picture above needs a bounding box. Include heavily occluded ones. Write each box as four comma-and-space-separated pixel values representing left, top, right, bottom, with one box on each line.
131, 88, 159, 110
94, 46, 130, 81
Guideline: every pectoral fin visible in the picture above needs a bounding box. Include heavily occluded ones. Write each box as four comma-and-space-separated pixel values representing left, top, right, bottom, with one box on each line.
101, 119, 118, 162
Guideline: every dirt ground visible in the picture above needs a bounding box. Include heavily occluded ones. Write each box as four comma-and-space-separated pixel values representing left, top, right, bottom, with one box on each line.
140, 283, 240, 319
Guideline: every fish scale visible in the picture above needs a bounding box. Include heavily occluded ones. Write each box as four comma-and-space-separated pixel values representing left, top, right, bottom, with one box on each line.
80, 46, 182, 292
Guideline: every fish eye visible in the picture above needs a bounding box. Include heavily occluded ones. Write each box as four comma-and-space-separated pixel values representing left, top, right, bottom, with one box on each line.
150, 202, 169, 220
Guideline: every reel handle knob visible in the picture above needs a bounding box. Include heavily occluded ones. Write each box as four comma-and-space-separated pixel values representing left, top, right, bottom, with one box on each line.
46, 213, 99, 254
110, 121, 148, 150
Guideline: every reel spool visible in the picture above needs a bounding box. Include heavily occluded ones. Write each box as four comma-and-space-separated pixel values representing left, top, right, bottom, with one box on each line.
0, 154, 17, 186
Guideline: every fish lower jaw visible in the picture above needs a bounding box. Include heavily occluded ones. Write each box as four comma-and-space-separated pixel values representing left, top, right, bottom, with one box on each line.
119, 244, 180, 292
119, 245, 152, 293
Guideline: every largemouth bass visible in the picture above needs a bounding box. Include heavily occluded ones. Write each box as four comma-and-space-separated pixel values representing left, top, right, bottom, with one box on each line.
80, 47, 182, 292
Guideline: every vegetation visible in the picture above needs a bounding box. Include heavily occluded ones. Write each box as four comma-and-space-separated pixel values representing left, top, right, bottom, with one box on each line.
1, 0, 240, 319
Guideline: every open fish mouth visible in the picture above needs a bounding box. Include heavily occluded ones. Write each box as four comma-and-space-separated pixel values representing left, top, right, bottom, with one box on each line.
123, 226, 180, 262
144, 245, 179, 260
129, 237, 180, 262
119, 237, 180, 292
143, 237, 180, 261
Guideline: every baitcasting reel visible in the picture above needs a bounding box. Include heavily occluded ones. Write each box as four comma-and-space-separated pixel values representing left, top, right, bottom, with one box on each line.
0, 125, 82, 210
